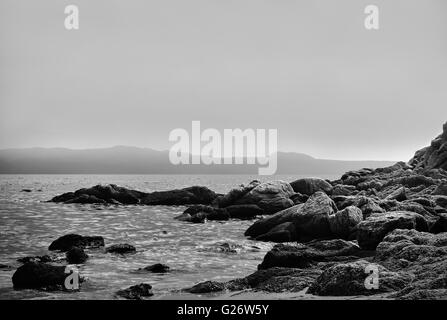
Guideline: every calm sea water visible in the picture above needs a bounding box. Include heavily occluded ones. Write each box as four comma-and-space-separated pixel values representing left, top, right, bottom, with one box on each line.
0, 174, 337, 300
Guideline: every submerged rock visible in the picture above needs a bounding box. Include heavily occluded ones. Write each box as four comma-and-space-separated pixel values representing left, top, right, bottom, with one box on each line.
116, 283, 153, 299
139, 264, 170, 273
48, 234, 104, 252
105, 244, 136, 254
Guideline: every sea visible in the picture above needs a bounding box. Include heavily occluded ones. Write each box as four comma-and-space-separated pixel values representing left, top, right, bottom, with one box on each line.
0, 174, 338, 300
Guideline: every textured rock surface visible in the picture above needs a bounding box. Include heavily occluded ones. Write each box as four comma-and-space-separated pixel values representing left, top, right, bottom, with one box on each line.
116, 283, 153, 299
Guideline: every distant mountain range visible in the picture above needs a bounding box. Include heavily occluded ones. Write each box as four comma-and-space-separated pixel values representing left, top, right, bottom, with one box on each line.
0, 146, 395, 175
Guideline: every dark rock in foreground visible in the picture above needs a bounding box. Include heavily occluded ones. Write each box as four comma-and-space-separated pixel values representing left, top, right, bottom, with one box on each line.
12, 262, 71, 290
48, 234, 104, 252
17, 254, 62, 264
186, 281, 226, 294
116, 283, 153, 299
66, 247, 88, 264
105, 244, 136, 254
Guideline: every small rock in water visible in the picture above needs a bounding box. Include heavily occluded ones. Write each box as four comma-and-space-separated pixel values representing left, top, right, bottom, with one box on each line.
0, 264, 14, 271
48, 234, 105, 252
186, 281, 225, 293
21, 189, 32, 192
116, 283, 153, 300
105, 244, 136, 254
139, 263, 170, 273
66, 247, 88, 264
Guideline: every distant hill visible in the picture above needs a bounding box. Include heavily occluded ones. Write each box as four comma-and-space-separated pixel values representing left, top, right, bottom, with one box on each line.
0, 146, 395, 175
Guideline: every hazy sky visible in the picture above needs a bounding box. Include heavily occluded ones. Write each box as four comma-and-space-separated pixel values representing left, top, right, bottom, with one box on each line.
1, 0, 446, 161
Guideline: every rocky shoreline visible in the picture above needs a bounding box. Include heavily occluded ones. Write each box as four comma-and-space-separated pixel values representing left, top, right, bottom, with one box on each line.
10, 122, 447, 299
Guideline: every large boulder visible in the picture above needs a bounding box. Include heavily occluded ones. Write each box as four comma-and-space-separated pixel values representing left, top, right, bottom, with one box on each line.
328, 206, 363, 239
356, 211, 429, 250
48, 234, 104, 252
12, 262, 73, 290
234, 181, 295, 215
292, 192, 338, 241
258, 239, 364, 270
290, 178, 333, 196
308, 260, 411, 296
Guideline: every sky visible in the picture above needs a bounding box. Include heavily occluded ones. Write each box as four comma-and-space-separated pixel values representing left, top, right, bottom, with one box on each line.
1, 0, 446, 161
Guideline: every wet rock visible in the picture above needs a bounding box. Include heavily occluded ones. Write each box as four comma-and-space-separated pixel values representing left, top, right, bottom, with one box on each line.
356, 211, 429, 250
234, 181, 295, 215
66, 247, 88, 264
116, 283, 153, 299
308, 260, 411, 296
258, 239, 364, 270
48, 234, 105, 252
290, 178, 333, 196
139, 264, 170, 273
21, 189, 32, 192
12, 262, 72, 290
186, 281, 226, 293
225, 204, 264, 220
105, 244, 136, 254
328, 206, 363, 239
